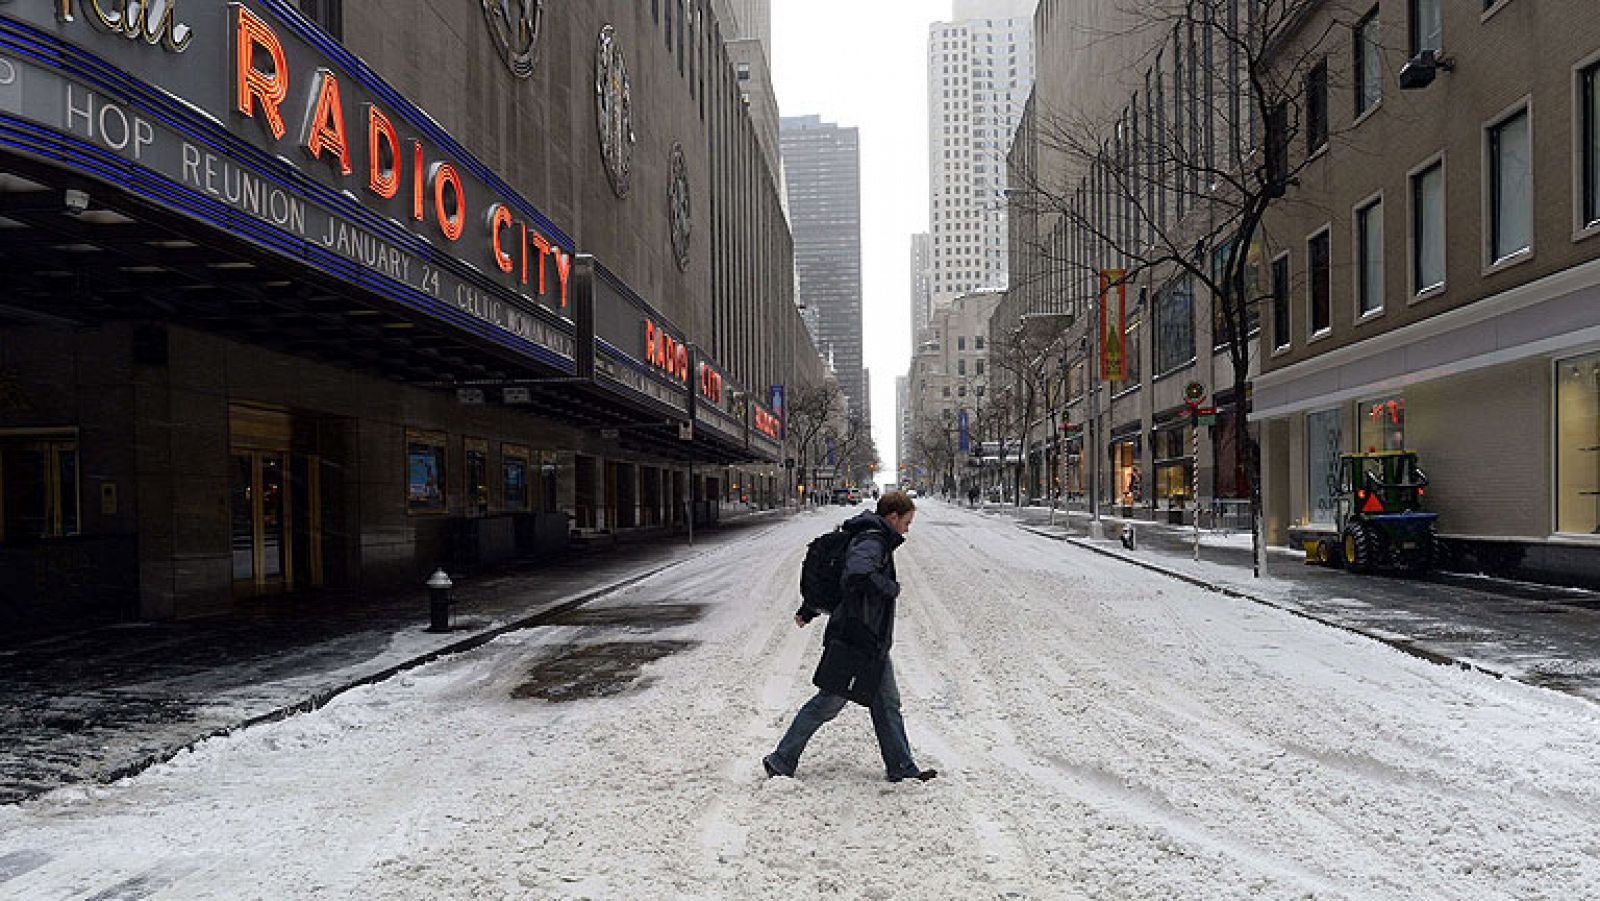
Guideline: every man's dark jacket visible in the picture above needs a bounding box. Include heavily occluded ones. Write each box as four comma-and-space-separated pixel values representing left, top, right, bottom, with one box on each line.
819, 511, 904, 654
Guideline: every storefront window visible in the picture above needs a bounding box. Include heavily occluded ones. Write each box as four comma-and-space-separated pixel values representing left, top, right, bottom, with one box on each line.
406, 431, 447, 513
1112, 439, 1141, 504
503, 444, 530, 511
1358, 393, 1405, 451
1152, 425, 1193, 508
1556, 352, 1600, 534
0, 434, 80, 542
1306, 408, 1343, 524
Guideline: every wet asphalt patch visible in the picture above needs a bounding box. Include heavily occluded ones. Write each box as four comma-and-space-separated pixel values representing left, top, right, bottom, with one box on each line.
510, 640, 697, 701
547, 602, 708, 628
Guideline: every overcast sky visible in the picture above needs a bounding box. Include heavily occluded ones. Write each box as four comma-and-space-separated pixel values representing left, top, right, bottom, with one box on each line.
770, 1, 945, 479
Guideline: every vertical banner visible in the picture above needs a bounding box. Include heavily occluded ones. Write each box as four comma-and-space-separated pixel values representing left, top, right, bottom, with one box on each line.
826, 436, 837, 466
769, 385, 786, 438
958, 409, 970, 451
1099, 268, 1128, 381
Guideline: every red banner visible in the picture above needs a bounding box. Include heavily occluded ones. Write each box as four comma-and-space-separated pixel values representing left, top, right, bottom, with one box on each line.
1099, 269, 1127, 381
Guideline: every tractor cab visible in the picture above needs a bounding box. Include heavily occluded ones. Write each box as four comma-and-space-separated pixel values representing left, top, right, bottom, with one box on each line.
1336, 451, 1430, 522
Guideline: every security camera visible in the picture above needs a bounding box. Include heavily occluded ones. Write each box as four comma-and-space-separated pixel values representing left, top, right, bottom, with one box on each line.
63, 189, 89, 215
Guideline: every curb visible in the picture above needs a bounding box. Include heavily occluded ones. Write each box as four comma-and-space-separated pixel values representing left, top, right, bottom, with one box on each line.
1013, 522, 1510, 684
78, 533, 752, 798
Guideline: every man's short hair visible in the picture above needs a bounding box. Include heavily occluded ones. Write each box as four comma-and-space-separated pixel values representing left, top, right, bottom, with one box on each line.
877, 491, 915, 517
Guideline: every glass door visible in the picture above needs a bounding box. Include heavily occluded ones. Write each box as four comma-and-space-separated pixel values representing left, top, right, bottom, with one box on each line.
230, 449, 293, 594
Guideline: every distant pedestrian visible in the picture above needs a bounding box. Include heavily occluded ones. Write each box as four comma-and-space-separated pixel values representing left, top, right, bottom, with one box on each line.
763, 491, 937, 783
968, 485, 980, 507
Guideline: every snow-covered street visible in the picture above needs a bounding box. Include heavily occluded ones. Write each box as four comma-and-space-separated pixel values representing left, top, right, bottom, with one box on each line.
5, 501, 1600, 900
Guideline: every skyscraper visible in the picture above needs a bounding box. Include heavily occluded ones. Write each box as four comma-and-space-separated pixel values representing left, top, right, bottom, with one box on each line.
927, 0, 1035, 310
780, 115, 865, 416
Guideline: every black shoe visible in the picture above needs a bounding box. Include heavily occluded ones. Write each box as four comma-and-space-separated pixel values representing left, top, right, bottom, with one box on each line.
762, 757, 786, 779
888, 768, 937, 783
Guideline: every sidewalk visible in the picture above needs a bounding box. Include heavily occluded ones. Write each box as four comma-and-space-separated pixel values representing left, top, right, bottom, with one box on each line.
975, 501, 1600, 703
0, 512, 788, 805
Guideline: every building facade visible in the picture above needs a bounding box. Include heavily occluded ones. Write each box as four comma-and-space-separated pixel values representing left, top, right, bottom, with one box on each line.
1253, 0, 1600, 585
0, 0, 821, 626
1008, 0, 1600, 586
779, 114, 866, 416
927, 0, 1034, 311
904, 289, 1003, 495
909, 231, 933, 342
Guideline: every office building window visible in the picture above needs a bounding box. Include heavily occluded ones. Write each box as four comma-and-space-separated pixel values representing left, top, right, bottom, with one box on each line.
1354, 8, 1381, 116
1411, 161, 1445, 292
1308, 229, 1331, 335
1306, 61, 1328, 154
1357, 198, 1384, 315
1488, 107, 1532, 262
1409, 0, 1440, 55
1582, 62, 1600, 229
1153, 276, 1195, 375
1271, 255, 1291, 349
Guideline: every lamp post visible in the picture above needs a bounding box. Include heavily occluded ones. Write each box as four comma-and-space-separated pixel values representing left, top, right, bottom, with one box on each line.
1083, 321, 1104, 540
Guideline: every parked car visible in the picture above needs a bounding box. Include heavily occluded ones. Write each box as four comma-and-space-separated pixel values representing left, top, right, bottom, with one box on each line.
847, 488, 862, 504
906, 488, 920, 499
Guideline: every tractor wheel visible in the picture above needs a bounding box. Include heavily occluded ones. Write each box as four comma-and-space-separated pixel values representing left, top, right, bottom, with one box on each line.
1407, 523, 1441, 572
1343, 522, 1377, 573
1315, 537, 1343, 568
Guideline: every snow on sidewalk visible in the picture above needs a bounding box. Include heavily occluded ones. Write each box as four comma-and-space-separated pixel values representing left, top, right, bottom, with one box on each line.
2, 503, 1600, 899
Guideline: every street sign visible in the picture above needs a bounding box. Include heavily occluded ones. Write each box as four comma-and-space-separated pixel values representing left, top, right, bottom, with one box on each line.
503, 386, 531, 404
456, 388, 485, 405
678, 421, 694, 441
600, 428, 620, 439
1198, 414, 1217, 427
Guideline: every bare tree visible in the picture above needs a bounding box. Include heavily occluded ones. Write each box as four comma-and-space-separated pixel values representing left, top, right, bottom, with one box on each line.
786, 381, 844, 499
1012, 0, 1364, 573
987, 317, 1062, 507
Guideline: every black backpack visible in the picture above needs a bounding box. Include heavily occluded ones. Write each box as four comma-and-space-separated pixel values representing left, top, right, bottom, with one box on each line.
798, 527, 854, 614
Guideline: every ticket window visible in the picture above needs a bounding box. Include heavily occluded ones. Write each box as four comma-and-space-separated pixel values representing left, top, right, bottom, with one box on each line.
0, 434, 80, 544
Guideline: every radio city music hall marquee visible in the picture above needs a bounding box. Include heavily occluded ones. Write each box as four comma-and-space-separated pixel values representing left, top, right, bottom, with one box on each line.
12, 2, 575, 355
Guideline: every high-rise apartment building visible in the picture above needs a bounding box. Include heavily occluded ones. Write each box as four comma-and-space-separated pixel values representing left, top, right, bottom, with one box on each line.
781, 115, 866, 416
927, 0, 1035, 311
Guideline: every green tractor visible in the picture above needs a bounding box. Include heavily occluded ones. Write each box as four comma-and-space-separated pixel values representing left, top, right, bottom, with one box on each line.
1304, 450, 1440, 573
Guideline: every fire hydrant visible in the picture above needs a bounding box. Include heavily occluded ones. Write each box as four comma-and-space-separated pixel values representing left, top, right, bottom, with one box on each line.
426, 567, 454, 632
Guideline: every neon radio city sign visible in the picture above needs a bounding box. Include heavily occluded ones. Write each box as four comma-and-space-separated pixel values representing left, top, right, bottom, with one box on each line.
229, 5, 571, 304
753, 408, 780, 440
643, 319, 688, 383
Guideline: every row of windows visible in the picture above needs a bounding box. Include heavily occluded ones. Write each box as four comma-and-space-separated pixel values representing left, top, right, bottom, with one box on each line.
1271, 68, 1600, 350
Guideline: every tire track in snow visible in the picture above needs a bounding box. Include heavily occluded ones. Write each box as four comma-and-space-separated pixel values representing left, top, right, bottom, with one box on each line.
892, 506, 1381, 897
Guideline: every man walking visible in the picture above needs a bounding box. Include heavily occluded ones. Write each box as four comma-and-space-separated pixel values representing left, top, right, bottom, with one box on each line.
763, 491, 937, 783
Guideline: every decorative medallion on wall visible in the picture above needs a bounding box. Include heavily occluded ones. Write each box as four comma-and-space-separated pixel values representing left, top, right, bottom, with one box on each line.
481, 0, 545, 79
595, 24, 635, 198
668, 143, 692, 271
